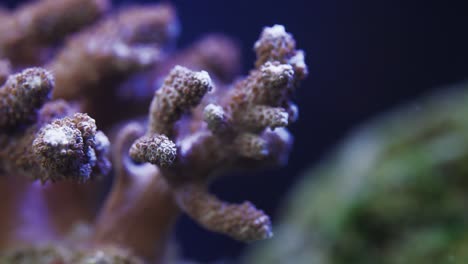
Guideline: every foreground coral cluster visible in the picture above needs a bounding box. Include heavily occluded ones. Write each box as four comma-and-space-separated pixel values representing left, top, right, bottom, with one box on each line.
0, 0, 307, 263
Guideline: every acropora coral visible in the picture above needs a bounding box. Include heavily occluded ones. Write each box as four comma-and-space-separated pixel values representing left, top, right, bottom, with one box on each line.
0, 0, 307, 263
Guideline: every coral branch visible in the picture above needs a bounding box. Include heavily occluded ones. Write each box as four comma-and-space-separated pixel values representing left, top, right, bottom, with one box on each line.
0, 0, 109, 65
254, 25, 296, 67
50, 4, 178, 103
129, 134, 177, 168
242, 105, 289, 132
148, 65, 213, 136
234, 133, 269, 160
203, 103, 229, 134
0, 111, 110, 183
248, 62, 295, 106
175, 183, 273, 242
0, 68, 110, 183
223, 61, 296, 135
33, 113, 111, 182
0, 67, 54, 129
254, 24, 308, 81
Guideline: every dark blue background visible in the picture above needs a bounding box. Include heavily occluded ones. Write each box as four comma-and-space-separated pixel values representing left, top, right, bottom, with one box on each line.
4, 0, 468, 262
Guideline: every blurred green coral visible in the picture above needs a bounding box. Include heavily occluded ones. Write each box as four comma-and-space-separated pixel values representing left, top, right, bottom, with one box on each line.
0, 244, 141, 264
246, 82, 468, 264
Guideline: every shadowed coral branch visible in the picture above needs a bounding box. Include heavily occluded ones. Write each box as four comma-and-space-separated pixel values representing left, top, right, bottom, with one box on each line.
50, 3, 178, 124
94, 122, 179, 262
0, 67, 54, 129
0, 0, 109, 66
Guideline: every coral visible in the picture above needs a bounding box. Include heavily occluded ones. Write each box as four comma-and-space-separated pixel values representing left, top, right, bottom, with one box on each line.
50, 3, 177, 102
0, 68, 110, 183
33, 113, 111, 182
49, 3, 178, 124
0, 0, 109, 66
0, 0, 307, 263
121, 24, 306, 248
0, 59, 11, 85
0, 67, 54, 129
149, 34, 241, 84
129, 134, 177, 167
146, 65, 213, 136
175, 183, 273, 241
0, 244, 143, 264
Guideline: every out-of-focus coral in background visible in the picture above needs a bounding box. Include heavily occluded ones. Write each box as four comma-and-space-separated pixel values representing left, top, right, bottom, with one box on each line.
246, 83, 468, 264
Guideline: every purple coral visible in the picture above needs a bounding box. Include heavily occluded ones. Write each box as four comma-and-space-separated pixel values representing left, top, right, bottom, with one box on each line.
33, 113, 111, 182
0, 67, 110, 183
0, 1, 307, 262
0, 67, 54, 129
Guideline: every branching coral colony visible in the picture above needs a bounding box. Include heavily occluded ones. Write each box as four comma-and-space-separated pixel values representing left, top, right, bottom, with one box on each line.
0, 0, 307, 263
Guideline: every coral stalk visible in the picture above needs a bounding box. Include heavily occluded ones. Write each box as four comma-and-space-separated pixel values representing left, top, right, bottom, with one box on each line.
94, 123, 179, 262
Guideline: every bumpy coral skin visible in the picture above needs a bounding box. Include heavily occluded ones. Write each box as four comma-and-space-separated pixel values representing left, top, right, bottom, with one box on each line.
0, 0, 109, 65
0, 108, 110, 184
228, 62, 294, 114
234, 133, 269, 159
254, 24, 308, 81
129, 134, 177, 168
218, 61, 298, 142
148, 65, 213, 136
242, 105, 289, 132
254, 25, 296, 67
0, 67, 54, 129
175, 184, 273, 242
33, 113, 111, 182
203, 103, 228, 133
